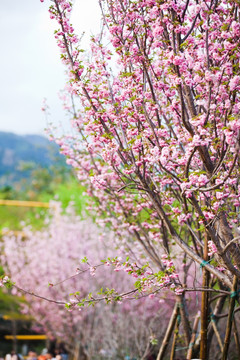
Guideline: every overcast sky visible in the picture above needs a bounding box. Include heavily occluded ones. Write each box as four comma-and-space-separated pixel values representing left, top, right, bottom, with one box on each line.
0, 0, 101, 135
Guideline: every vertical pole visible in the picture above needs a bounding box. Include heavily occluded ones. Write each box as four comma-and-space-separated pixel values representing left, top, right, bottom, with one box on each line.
222, 276, 238, 360
177, 294, 191, 347
170, 312, 180, 360
73, 341, 81, 360
12, 319, 17, 352
200, 233, 210, 359
233, 316, 240, 357
207, 295, 227, 355
156, 302, 179, 360
211, 317, 223, 352
186, 311, 200, 359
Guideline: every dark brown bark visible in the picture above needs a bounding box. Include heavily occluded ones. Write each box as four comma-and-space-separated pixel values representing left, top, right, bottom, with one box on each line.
216, 212, 240, 269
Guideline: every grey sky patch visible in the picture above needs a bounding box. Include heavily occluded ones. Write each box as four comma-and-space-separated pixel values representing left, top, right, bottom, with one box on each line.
0, 0, 100, 135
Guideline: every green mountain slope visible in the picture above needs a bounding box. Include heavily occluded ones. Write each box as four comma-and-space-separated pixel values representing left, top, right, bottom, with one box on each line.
0, 132, 66, 186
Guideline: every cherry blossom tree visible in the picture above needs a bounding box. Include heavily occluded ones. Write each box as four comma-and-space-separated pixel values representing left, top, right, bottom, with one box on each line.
38, 0, 240, 358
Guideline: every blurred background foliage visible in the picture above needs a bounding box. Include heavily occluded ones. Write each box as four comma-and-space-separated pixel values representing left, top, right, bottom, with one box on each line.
0, 132, 88, 231
0, 132, 87, 349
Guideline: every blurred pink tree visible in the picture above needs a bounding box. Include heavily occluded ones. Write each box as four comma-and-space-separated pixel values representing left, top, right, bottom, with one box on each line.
1, 205, 170, 359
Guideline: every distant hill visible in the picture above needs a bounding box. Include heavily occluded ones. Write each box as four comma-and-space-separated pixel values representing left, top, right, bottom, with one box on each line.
0, 132, 66, 186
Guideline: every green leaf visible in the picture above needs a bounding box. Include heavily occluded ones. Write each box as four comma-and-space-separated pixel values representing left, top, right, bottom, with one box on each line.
81, 256, 88, 263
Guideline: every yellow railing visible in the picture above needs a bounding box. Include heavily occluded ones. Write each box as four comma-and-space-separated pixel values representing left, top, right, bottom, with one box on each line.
0, 199, 54, 237
0, 230, 26, 237
0, 200, 50, 208
5, 334, 47, 340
